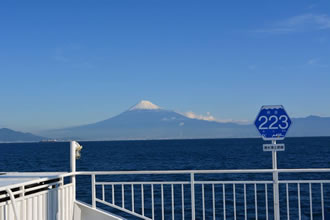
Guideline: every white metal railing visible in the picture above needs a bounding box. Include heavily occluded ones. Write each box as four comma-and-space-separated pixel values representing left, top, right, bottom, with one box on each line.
2, 170, 329, 220
0, 173, 75, 220
72, 168, 330, 220
2, 141, 330, 220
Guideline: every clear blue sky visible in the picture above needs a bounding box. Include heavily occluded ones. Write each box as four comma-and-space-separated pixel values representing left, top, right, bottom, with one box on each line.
1, 0, 329, 132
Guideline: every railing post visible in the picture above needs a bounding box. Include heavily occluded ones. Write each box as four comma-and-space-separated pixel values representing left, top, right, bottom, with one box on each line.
92, 174, 96, 208
191, 173, 196, 220
70, 141, 76, 200
272, 140, 280, 220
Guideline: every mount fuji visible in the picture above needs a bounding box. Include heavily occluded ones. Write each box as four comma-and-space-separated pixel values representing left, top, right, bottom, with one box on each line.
42, 100, 255, 140
41, 100, 330, 141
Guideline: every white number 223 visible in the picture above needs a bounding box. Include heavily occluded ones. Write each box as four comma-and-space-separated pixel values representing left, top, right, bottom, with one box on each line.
258, 115, 289, 130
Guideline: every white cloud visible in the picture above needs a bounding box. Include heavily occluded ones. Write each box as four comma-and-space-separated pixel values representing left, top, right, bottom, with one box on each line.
255, 14, 330, 34
307, 58, 319, 65
182, 111, 250, 124
54, 48, 70, 62
184, 111, 216, 121
307, 58, 328, 68
283, 14, 330, 29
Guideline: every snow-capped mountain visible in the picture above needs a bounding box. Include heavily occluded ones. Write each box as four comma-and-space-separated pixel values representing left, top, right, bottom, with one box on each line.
42, 100, 254, 140
129, 100, 161, 111
40, 100, 330, 141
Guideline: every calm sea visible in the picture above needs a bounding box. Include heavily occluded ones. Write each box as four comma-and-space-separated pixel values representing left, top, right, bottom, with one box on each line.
1, 137, 330, 219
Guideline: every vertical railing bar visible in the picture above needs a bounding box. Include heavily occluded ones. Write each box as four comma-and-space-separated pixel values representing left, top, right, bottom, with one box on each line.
152, 184, 155, 220
309, 183, 313, 220
161, 184, 164, 220
223, 184, 226, 220
62, 185, 65, 220
20, 185, 25, 205
298, 183, 301, 220
67, 186, 70, 220
182, 184, 185, 220
233, 184, 236, 220
91, 174, 96, 208
59, 176, 64, 186
212, 184, 215, 220
112, 184, 115, 205
142, 184, 145, 216
122, 184, 125, 208
286, 183, 289, 220
191, 173, 195, 220
244, 184, 247, 220
255, 183, 258, 220
202, 184, 205, 220
265, 184, 268, 220
132, 184, 134, 213
102, 184, 105, 201
171, 184, 174, 220
321, 183, 324, 220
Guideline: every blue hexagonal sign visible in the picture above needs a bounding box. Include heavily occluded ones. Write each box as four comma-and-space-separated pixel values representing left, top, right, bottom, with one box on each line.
254, 105, 292, 140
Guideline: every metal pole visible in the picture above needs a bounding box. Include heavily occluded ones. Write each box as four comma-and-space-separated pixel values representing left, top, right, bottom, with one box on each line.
272, 140, 280, 220
92, 174, 96, 208
191, 173, 196, 220
70, 141, 76, 201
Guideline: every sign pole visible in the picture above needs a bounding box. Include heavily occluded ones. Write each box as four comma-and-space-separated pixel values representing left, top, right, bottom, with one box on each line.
272, 140, 280, 220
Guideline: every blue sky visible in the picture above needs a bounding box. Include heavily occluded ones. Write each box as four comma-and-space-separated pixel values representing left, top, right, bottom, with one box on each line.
0, 0, 329, 132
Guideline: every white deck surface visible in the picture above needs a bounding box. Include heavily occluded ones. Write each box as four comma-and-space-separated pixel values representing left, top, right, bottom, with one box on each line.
0, 172, 67, 188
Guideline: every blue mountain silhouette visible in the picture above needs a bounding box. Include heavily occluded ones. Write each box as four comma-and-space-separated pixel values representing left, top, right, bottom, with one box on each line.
40, 101, 330, 140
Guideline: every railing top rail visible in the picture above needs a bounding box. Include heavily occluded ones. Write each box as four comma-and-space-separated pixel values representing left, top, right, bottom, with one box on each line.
75, 169, 275, 175
278, 168, 330, 173
279, 180, 330, 184
96, 180, 274, 185
2, 168, 330, 191
75, 168, 330, 176
0, 172, 76, 192
96, 181, 191, 185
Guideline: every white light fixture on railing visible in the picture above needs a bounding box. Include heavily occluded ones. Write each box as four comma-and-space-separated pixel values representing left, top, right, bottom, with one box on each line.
75, 142, 83, 159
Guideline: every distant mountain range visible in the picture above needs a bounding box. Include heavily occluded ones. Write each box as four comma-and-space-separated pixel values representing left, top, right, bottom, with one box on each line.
38, 100, 330, 141
1, 100, 329, 142
0, 128, 44, 142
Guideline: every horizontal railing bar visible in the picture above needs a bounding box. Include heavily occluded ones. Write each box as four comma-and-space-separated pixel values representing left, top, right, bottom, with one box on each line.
0, 177, 63, 192
24, 182, 59, 193
279, 180, 330, 184
76, 169, 275, 175
195, 181, 273, 184
0, 190, 23, 199
2, 168, 330, 192
96, 181, 190, 185
278, 168, 330, 173
97, 180, 330, 186
0, 171, 76, 192
76, 168, 330, 176
95, 180, 274, 186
